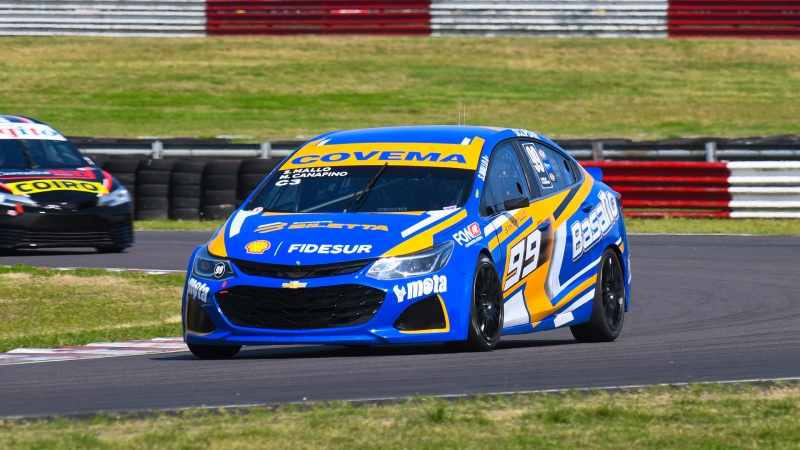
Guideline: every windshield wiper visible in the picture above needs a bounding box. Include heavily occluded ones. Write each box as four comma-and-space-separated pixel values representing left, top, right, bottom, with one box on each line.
343, 163, 388, 212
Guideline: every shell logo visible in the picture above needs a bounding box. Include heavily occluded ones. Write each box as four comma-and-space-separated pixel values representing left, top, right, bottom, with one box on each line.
245, 240, 271, 254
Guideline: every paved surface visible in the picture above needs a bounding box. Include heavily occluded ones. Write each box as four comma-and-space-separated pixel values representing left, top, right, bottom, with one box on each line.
1, 234, 799, 417
0, 230, 214, 271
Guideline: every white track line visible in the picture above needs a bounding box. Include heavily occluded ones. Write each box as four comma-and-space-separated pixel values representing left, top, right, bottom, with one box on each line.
0, 338, 187, 366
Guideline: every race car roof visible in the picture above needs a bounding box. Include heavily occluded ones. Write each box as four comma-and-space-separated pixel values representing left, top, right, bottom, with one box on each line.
312, 125, 512, 146
0, 115, 45, 124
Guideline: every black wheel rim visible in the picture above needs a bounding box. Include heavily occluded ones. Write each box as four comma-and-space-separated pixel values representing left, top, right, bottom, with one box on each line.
601, 255, 625, 331
473, 264, 503, 342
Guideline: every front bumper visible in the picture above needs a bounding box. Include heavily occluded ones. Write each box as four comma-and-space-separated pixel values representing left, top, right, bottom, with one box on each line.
182, 263, 472, 346
0, 203, 133, 249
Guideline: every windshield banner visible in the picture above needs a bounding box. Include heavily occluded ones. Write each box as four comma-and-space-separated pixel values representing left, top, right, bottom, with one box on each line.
3, 179, 108, 196
0, 124, 67, 141
281, 138, 485, 170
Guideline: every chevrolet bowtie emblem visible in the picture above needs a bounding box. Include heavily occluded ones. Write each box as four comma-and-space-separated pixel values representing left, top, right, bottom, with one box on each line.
282, 281, 308, 289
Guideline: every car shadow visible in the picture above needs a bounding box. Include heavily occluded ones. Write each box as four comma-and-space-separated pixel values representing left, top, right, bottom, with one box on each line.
155, 338, 578, 362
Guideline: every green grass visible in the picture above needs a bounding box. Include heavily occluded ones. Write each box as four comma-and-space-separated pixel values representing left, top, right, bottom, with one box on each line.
134, 220, 224, 231
626, 217, 800, 235
0, 266, 183, 352
1, 382, 799, 449
1, 37, 799, 140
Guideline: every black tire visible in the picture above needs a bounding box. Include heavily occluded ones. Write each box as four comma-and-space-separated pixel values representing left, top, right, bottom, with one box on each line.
103, 159, 140, 173
570, 249, 626, 343
204, 175, 237, 190
238, 158, 281, 174
173, 160, 206, 174
171, 172, 202, 186
170, 197, 201, 209
187, 343, 241, 360
204, 161, 241, 176
445, 254, 504, 352
170, 208, 200, 221
113, 173, 136, 188
239, 173, 268, 189
202, 204, 235, 220
96, 247, 126, 253
138, 159, 175, 172
136, 210, 168, 221
171, 185, 201, 198
203, 190, 236, 205
137, 170, 171, 185
138, 184, 169, 197
87, 154, 108, 167
137, 197, 169, 210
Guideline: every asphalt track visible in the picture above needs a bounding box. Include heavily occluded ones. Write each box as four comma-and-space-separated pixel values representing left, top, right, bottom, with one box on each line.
1, 233, 800, 417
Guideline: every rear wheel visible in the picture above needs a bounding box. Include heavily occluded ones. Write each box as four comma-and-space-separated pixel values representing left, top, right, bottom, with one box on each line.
187, 343, 242, 360
570, 248, 625, 342
96, 247, 126, 253
446, 255, 504, 352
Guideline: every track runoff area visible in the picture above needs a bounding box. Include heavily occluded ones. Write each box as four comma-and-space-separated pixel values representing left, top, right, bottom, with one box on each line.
0, 232, 799, 417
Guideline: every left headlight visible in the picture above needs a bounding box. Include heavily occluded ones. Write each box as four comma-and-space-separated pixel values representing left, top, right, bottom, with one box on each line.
97, 188, 131, 207
193, 245, 235, 280
0, 192, 37, 207
366, 241, 454, 280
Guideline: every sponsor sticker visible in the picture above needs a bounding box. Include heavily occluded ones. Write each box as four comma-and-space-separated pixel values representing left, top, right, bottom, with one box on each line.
213, 262, 226, 278
512, 128, 539, 139
0, 124, 66, 141
477, 155, 490, 181
453, 222, 483, 247
187, 278, 210, 302
571, 191, 621, 261
255, 221, 388, 233
287, 243, 372, 254
393, 275, 447, 303
3, 179, 107, 196
522, 143, 552, 189
245, 240, 271, 254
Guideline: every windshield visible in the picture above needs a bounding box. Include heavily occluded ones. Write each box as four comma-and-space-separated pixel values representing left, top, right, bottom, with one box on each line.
0, 139, 86, 169
248, 166, 475, 213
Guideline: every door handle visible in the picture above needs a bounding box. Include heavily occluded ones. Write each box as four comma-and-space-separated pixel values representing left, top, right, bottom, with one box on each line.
537, 220, 551, 231
580, 202, 594, 213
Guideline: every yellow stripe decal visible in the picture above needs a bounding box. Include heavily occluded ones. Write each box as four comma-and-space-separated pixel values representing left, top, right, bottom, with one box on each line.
529, 274, 597, 323
382, 209, 468, 257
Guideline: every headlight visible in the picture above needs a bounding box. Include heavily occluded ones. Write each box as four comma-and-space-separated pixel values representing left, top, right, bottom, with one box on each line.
97, 188, 131, 207
0, 192, 37, 207
193, 245, 235, 280
366, 241, 454, 280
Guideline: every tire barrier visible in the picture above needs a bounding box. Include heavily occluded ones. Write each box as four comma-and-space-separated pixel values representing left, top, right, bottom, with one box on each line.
237, 157, 283, 206
100, 157, 143, 210
170, 160, 205, 220
136, 159, 175, 221
202, 160, 241, 220
582, 161, 800, 219
3, 1, 798, 38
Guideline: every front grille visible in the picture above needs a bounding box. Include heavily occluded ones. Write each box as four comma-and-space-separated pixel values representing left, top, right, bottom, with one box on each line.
217, 284, 385, 330
109, 225, 133, 245
18, 230, 117, 247
0, 229, 24, 248
231, 258, 375, 279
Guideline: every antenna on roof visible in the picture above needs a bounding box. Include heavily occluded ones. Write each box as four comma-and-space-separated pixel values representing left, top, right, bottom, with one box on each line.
458, 104, 466, 126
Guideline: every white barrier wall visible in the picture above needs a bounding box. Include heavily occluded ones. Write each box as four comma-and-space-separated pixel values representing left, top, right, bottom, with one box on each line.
0, 0, 206, 36
430, 0, 668, 37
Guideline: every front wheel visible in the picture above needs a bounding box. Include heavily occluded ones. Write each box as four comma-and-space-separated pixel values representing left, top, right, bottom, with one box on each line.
446, 254, 504, 352
187, 343, 242, 359
570, 248, 626, 342
96, 246, 126, 253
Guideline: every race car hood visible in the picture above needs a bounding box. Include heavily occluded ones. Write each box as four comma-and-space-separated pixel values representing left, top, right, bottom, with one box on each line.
213, 208, 469, 265
0, 166, 111, 204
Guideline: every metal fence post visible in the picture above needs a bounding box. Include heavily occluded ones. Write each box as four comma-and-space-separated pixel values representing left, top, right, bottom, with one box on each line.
705, 141, 717, 163
260, 142, 272, 159
592, 141, 604, 161
152, 140, 163, 159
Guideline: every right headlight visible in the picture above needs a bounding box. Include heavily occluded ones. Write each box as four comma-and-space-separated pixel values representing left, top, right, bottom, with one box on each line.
366, 241, 454, 280
0, 192, 37, 207
97, 188, 131, 207
192, 245, 235, 280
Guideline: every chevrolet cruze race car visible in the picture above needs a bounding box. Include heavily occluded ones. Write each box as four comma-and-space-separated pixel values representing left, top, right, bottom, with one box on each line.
0, 116, 133, 251
183, 126, 630, 359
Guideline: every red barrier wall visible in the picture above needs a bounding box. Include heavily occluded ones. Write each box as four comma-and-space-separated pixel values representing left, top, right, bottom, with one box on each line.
206, 1, 431, 35
668, 0, 800, 38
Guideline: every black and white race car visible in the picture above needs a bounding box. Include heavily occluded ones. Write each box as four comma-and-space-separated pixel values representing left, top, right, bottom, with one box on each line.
0, 115, 133, 252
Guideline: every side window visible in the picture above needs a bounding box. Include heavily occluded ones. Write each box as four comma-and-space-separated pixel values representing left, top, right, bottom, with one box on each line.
481, 142, 531, 216
518, 141, 576, 193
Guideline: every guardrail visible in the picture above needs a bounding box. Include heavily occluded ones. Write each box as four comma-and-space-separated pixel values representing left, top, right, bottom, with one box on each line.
582, 161, 800, 219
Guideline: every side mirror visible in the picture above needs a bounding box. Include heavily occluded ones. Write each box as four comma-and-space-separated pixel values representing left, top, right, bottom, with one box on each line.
585, 167, 603, 182
503, 196, 530, 211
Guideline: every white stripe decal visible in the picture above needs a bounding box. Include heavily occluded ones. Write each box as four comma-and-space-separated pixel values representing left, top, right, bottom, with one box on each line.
553, 312, 574, 327
562, 289, 595, 315
229, 209, 260, 238
503, 289, 530, 328
400, 209, 458, 238
483, 209, 520, 237
460, 137, 471, 145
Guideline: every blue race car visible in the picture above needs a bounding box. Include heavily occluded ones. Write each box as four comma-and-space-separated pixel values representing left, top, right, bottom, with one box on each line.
183, 126, 630, 359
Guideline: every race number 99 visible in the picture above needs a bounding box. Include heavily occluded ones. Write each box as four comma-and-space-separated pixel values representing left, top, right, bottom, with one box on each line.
504, 229, 542, 291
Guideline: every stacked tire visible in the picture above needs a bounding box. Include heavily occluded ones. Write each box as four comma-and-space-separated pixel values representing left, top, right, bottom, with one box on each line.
136, 159, 174, 221
101, 158, 140, 210
237, 157, 283, 205
170, 160, 205, 221
202, 161, 241, 220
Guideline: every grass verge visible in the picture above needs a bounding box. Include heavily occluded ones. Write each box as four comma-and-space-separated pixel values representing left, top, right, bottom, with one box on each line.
2, 37, 799, 140
133, 218, 800, 235
625, 217, 800, 235
0, 266, 183, 352
1, 382, 798, 449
